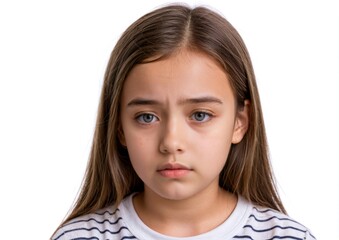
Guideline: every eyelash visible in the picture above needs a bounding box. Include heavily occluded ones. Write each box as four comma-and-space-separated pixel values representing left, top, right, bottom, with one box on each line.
135, 113, 159, 124
135, 110, 214, 125
190, 111, 213, 123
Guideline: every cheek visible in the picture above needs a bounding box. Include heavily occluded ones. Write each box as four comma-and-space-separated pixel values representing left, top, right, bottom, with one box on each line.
126, 137, 147, 159
125, 142, 148, 179
199, 141, 232, 180
124, 132, 156, 168
202, 138, 232, 161
197, 124, 234, 164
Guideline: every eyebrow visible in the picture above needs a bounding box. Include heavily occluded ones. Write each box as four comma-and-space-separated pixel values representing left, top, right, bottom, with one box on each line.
127, 98, 160, 106
178, 96, 223, 105
127, 96, 223, 107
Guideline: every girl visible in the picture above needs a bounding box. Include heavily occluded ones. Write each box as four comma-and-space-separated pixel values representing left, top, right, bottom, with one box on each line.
52, 4, 315, 240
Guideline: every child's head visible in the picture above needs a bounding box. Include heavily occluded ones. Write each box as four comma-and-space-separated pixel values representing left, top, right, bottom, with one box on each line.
71, 4, 284, 219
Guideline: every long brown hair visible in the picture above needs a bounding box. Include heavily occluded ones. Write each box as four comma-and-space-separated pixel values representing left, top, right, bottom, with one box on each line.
56, 3, 286, 231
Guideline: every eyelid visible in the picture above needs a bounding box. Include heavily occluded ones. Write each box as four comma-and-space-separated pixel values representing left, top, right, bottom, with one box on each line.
135, 112, 159, 124
190, 110, 215, 123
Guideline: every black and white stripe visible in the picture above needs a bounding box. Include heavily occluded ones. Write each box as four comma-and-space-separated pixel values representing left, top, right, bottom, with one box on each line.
234, 207, 316, 240
52, 195, 316, 240
53, 208, 137, 240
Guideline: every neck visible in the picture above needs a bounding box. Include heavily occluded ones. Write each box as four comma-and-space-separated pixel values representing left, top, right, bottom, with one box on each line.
133, 184, 237, 237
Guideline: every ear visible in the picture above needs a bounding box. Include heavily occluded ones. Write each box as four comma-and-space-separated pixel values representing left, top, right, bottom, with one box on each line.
232, 100, 250, 144
117, 125, 126, 146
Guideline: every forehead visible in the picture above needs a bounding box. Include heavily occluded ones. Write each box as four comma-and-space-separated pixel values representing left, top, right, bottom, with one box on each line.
121, 50, 235, 105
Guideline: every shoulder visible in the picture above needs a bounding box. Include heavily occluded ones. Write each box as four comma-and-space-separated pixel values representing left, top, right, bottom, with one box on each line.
235, 204, 316, 240
51, 206, 135, 240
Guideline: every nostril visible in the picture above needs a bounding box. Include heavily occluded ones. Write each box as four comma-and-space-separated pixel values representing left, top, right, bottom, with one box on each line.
159, 144, 184, 154
159, 145, 168, 154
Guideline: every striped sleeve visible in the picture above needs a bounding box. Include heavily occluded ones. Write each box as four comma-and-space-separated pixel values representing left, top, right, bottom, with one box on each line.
52, 208, 137, 240
234, 207, 316, 240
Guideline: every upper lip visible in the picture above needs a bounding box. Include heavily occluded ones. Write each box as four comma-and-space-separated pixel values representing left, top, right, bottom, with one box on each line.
157, 163, 191, 171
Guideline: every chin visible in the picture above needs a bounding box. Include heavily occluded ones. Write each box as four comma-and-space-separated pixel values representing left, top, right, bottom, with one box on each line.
153, 188, 199, 202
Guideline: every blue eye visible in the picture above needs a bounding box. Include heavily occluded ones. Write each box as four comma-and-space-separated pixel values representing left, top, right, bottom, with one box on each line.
136, 113, 158, 124
191, 112, 211, 122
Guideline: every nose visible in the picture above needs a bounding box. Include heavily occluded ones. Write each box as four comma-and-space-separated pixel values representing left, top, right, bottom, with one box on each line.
159, 118, 185, 154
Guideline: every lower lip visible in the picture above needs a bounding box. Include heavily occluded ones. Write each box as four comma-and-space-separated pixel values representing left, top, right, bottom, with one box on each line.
158, 169, 191, 178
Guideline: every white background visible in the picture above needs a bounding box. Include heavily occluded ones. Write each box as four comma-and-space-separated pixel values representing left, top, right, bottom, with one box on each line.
0, 0, 338, 239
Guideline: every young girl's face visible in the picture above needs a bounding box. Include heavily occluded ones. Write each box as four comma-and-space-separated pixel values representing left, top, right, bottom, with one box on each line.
120, 50, 248, 201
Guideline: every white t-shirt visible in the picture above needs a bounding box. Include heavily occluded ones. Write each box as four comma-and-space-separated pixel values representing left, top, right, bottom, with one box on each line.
52, 194, 316, 240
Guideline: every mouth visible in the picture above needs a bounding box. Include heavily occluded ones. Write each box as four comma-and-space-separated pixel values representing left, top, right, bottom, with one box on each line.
157, 163, 192, 178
